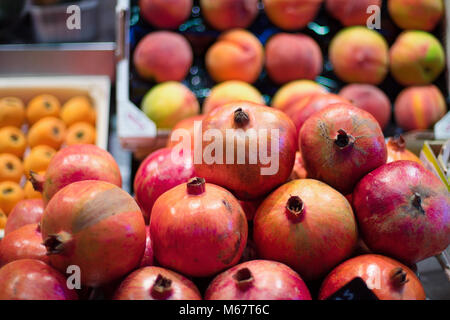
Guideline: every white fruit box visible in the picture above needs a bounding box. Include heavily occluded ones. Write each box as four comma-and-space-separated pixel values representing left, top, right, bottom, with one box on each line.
0, 75, 111, 150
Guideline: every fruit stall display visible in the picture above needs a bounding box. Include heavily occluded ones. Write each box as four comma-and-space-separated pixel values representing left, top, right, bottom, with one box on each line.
0, 0, 449, 301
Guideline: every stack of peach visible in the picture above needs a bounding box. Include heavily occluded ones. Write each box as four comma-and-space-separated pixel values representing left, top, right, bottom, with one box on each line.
0, 94, 97, 227
134, 0, 447, 138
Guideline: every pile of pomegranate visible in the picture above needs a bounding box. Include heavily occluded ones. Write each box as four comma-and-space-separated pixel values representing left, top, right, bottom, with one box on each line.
0, 100, 448, 301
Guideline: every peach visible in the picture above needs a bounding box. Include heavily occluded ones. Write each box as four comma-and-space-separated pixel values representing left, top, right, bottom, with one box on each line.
339, 84, 391, 130
394, 85, 447, 131
200, 0, 259, 31
205, 29, 264, 83
389, 31, 445, 86
203, 81, 265, 114
265, 33, 322, 85
329, 26, 389, 84
326, 0, 381, 26
133, 31, 193, 82
271, 80, 327, 110
388, 0, 444, 31
263, 0, 323, 30
141, 82, 200, 129
139, 0, 192, 29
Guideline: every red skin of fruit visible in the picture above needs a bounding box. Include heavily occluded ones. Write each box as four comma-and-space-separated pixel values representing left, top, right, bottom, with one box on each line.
167, 114, 205, 148
133, 31, 193, 82
31, 144, 122, 206
263, 0, 323, 31
253, 179, 358, 281
299, 103, 387, 194
4, 199, 44, 235
0, 259, 78, 300
290, 151, 308, 180
114, 266, 201, 300
41, 180, 146, 287
139, 0, 192, 29
134, 147, 196, 223
339, 84, 392, 130
150, 180, 248, 277
319, 254, 426, 300
285, 93, 349, 138
326, 0, 381, 26
139, 226, 154, 268
386, 136, 422, 165
200, 0, 259, 31
239, 198, 263, 221
195, 102, 297, 200
388, 0, 444, 31
0, 224, 48, 266
265, 33, 323, 85
353, 161, 450, 265
205, 260, 312, 300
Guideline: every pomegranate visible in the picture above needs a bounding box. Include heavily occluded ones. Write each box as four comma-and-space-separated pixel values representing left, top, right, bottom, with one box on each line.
167, 114, 204, 148
134, 147, 195, 222
253, 179, 358, 281
194, 102, 297, 200
114, 266, 201, 300
4, 199, 44, 235
205, 260, 312, 300
319, 254, 426, 300
41, 180, 146, 287
300, 103, 387, 194
290, 151, 308, 180
0, 224, 48, 266
139, 226, 154, 268
386, 135, 422, 164
30, 144, 122, 205
150, 177, 248, 277
285, 93, 349, 137
239, 198, 263, 221
0, 259, 78, 300
353, 160, 450, 264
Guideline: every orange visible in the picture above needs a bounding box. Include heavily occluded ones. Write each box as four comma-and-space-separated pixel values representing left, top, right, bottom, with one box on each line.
23, 145, 56, 175
0, 208, 6, 229
65, 122, 96, 145
0, 153, 23, 183
61, 96, 96, 126
0, 127, 27, 158
26, 94, 61, 125
27, 117, 66, 149
0, 181, 24, 215
0, 97, 26, 128
24, 170, 45, 200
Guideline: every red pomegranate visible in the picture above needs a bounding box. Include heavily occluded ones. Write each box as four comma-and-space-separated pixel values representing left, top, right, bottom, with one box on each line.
0, 259, 78, 300
134, 147, 195, 222
150, 177, 248, 277
114, 266, 201, 300
4, 199, 44, 235
318, 254, 426, 300
253, 179, 358, 281
0, 224, 48, 266
139, 226, 154, 268
40, 180, 146, 287
167, 114, 205, 148
299, 103, 387, 194
30, 144, 122, 205
353, 160, 450, 264
239, 198, 263, 221
386, 135, 422, 165
285, 93, 350, 137
205, 260, 312, 300
194, 102, 297, 200
290, 151, 308, 180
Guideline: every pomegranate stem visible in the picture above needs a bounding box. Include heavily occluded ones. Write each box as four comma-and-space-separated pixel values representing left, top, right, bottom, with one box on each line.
151, 274, 173, 300
187, 177, 206, 195
233, 268, 254, 291
390, 267, 409, 287
411, 193, 425, 215
334, 129, 355, 149
234, 108, 250, 127
285, 196, 304, 220
29, 171, 44, 193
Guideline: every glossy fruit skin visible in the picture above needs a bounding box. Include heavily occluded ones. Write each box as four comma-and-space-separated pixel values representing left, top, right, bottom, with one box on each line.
0, 259, 78, 300
150, 180, 248, 277
195, 102, 297, 200
253, 179, 358, 281
139, 0, 193, 29
386, 136, 422, 165
205, 260, 312, 300
353, 161, 450, 264
41, 180, 146, 287
139, 226, 154, 268
299, 103, 387, 194
167, 115, 205, 148
0, 224, 48, 266
4, 199, 44, 235
114, 266, 201, 300
35, 144, 122, 205
319, 254, 426, 300
134, 147, 195, 223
